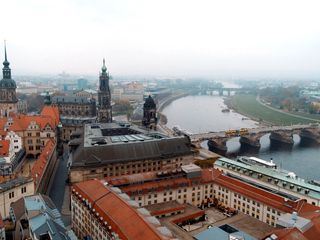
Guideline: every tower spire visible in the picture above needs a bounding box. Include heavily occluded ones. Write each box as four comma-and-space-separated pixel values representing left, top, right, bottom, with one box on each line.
102, 58, 107, 73
3, 40, 9, 67
4, 40, 7, 62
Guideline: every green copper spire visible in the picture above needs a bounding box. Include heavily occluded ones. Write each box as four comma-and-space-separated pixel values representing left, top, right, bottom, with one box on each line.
102, 58, 107, 73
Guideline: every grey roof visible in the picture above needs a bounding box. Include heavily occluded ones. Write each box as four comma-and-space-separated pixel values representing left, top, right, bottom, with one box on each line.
24, 194, 74, 240
0, 177, 32, 193
70, 122, 193, 168
71, 136, 192, 167
52, 95, 95, 104
195, 224, 256, 240
216, 157, 320, 199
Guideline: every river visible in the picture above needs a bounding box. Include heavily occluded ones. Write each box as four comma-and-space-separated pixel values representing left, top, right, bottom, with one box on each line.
162, 95, 320, 181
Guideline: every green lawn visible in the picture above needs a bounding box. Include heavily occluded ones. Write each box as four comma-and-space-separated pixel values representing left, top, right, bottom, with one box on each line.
231, 95, 319, 125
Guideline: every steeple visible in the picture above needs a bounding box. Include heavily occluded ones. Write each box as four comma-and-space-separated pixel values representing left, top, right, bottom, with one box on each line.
4, 41, 8, 65
2, 41, 11, 79
0, 41, 18, 116
102, 58, 107, 73
97, 58, 112, 123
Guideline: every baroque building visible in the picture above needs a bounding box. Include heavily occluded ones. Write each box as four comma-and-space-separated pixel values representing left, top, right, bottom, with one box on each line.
0, 42, 18, 117
50, 92, 96, 142
142, 95, 157, 129
68, 122, 194, 183
97, 59, 112, 123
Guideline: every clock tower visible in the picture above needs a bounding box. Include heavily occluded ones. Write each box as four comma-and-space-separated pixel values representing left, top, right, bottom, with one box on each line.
0, 42, 18, 117
97, 59, 112, 123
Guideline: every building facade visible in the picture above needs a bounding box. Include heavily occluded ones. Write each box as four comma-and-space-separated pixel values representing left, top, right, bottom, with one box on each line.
0, 177, 34, 218
0, 43, 18, 117
51, 94, 96, 142
68, 122, 194, 183
97, 59, 112, 123
71, 179, 174, 240
106, 165, 316, 227
0, 114, 58, 158
215, 157, 320, 206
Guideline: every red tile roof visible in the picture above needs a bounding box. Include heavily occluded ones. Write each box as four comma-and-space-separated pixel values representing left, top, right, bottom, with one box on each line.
31, 139, 55, 187
108, 169, 315, 214
0, 114, 58, 133
265, 210, 320, 240
270, 228, 308, 240
72, 179, 169, 240
41, 106, 60, 126
0, 140, 10, 157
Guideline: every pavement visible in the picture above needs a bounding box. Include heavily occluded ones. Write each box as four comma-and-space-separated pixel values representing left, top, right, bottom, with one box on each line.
49, 149, 71, 226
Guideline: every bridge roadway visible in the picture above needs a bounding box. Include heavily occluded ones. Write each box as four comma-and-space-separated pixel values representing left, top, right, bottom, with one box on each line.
189, 124, 315, 142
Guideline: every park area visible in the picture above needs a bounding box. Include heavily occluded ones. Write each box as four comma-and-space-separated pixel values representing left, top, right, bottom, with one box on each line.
230, 94, 319, 125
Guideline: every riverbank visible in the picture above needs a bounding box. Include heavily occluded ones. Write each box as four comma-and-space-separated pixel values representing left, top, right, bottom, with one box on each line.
227, 94, 318, 125
158, 92, 190, 112
157, 91, 190, 134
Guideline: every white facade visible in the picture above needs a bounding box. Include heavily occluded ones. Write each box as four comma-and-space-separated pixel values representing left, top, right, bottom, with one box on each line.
5, 131, 22, 154
215, 163, 320, 207
1, 179, 35, 218
131, 179, 286, 227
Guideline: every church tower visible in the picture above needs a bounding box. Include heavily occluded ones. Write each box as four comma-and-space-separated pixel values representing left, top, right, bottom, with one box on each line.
97, 59, 112, 123
142, 95, 157, 130
0, 42, 18, 117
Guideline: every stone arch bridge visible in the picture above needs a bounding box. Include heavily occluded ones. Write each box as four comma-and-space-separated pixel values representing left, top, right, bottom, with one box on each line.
186, 124, 320, 154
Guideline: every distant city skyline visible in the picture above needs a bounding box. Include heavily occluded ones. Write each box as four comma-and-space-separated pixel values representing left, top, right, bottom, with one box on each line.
2, 0, 320, 79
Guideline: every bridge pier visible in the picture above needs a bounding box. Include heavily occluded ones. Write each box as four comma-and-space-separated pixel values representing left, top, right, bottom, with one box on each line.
299, 128, 320, 144
239, 134, 261, 149
207, 138, 228, 155
269, 131, 294, 146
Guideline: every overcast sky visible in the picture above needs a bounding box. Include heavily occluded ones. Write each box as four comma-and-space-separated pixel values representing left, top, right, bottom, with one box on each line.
1, 0, 320, 78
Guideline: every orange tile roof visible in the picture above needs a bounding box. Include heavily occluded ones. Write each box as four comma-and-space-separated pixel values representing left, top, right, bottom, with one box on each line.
72, 179, 167, 240
265, 209, 320, 240
108, 168, 313, 214
0, 129, 6, 138
0, 140, 10, 157
41, 106, 60, 126
270, 228, 308, 240
31, 139, 55, 186
0, 113, 58, 133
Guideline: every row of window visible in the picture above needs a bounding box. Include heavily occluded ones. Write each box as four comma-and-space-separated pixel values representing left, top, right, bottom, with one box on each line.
8, 186, 27, 199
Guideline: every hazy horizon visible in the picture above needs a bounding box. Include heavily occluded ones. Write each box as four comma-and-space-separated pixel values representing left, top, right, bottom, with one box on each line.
2, 0, 320, 79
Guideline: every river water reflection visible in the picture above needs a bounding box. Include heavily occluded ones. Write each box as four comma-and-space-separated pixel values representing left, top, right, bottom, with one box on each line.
162, 95, 320, 180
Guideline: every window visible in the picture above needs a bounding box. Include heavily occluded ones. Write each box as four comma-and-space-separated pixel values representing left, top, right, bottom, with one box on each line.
21, 187, 27, 194
29, 146, 34, 151
27, 133, 32, 137
9, 191, 14, 199
27, 139, 33, 144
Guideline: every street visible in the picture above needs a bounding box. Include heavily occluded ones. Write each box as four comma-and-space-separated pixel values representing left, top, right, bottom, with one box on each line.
49, 150, 70, 225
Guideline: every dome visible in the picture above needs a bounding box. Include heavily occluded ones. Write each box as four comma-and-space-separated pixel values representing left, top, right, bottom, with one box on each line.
0, 78, 16, 89
144, 95, 156, 108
